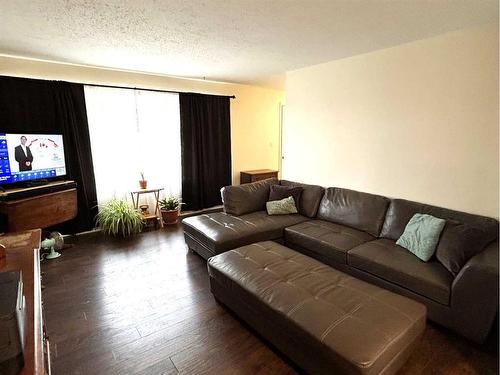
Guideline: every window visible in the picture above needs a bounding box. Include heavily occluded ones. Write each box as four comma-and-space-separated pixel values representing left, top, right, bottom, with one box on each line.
84, 86, 181, 205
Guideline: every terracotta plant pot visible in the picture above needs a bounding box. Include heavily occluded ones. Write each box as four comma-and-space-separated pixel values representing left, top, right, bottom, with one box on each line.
139, 180, 148, 189
161, 209, 179, 225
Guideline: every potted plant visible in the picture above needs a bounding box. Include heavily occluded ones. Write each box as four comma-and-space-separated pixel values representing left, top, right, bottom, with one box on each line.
139, 172, 147, 189
159, 196, 184, 225
96, 198, 144, 237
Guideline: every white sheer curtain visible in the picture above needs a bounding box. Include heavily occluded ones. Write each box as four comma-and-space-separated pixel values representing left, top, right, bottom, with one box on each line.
84, 86, 181, 206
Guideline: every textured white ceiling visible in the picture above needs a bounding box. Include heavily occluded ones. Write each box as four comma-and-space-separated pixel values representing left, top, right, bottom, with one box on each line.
0, 0, 497, 88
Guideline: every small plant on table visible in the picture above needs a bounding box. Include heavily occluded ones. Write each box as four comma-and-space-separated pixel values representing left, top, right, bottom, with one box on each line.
139, 172, 148, 189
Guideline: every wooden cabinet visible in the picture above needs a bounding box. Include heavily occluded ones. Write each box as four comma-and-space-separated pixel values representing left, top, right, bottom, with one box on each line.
0, 229, 50, 375
240, 169, 278, 184
0, 181, 77, 232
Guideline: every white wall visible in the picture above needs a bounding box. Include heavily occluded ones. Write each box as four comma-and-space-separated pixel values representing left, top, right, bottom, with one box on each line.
283, 23, 499, 218
0, 55, 284, 185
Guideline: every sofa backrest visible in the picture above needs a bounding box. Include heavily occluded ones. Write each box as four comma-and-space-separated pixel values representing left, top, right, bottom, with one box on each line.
280, 180, 324, 218
317, 187, 390, 236
380, 198, 499, 243
221, 178, 278, 216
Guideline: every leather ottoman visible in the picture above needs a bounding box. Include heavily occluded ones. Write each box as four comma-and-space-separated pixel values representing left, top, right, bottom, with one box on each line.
208, 241, 426, 375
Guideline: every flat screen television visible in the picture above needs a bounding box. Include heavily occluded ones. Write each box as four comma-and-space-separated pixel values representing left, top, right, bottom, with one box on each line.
0, 133, 67, 186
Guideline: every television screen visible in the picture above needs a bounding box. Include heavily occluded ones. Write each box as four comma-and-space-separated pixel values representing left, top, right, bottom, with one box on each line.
0, 133, 66, 185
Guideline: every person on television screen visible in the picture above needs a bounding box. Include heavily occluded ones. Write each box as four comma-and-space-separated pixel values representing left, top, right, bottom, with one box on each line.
14, 136, 34, 171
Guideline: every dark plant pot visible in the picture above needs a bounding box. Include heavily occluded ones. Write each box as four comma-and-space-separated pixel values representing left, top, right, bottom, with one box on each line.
161, 209, 179, 225
139, 180, 148, 189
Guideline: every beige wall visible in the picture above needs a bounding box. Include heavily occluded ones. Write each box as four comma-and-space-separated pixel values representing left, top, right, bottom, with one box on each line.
0, 56, 284, 185
284, 23, 499, 218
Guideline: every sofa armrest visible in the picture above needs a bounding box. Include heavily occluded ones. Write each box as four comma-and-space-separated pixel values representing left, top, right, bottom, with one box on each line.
450, 241, 498, 342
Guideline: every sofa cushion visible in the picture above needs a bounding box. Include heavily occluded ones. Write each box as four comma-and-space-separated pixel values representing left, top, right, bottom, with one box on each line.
221, 178, 278, 216
280, 180, 324, 218
285, 220, 374, 265
348, 239, 453, 305
268, 184, 303, 206
380, 198, 499, 243
317, 187, 390, 237
182, 211, 308, 254
436, 222, 492, 276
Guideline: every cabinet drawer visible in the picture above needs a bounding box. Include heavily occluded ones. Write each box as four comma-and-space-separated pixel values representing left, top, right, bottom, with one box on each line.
240, 170, 278, 184
252, 173, 277, 181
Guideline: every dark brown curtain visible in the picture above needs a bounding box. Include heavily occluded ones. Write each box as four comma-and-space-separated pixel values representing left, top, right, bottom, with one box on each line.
180, 93, 231, 211
0, 76, 98, 233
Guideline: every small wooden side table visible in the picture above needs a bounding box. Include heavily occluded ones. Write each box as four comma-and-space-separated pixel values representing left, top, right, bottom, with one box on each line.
240, 169, 278, 184
130, 188, 164, 228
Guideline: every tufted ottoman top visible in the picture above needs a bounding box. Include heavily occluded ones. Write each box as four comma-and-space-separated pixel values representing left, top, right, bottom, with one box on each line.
208, 241, 426, 375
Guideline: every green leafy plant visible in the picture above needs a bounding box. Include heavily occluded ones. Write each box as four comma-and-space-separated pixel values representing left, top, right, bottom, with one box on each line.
159, 196, 184, 211
140, 172, 145, 181
96, 198, 144, 237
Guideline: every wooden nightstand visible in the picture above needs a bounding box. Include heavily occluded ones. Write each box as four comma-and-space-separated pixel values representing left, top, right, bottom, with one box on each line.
240, 169, 278, 184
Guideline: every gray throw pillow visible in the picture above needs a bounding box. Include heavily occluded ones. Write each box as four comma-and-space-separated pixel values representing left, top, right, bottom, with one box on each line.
396, 213, 446, 262
266, 196, 298, 215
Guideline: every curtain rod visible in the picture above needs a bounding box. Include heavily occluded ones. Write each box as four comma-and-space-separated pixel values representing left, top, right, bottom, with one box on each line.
84, 82, 236, 99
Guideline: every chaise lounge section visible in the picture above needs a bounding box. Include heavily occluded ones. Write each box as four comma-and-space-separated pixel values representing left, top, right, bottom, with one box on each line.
182, 178, 499, 343
183, 178, 324, 259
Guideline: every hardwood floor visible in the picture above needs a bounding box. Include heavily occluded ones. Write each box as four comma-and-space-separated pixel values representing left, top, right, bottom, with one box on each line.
41, 226, 498, 374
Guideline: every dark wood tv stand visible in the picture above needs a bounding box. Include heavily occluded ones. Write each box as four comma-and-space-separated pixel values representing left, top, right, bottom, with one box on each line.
0, 180, 77, 232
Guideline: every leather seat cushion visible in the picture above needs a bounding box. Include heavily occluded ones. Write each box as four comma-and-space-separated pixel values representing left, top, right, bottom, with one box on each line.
182, 211, 308, 254
285, 220, 374, 265
280, 180, 325, 218
208, 241, 426, 375
348, 239, 453, 305
221, 178, 278, 216
317, 187, 389, 237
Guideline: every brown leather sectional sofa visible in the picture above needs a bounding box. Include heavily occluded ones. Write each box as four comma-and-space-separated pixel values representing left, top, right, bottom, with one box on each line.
182, 178, 499, 343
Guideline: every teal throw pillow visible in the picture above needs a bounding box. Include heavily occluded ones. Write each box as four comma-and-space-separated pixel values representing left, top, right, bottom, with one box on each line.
396, 213, 446, 262
266, 196, 298, 215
